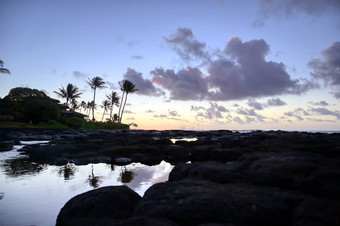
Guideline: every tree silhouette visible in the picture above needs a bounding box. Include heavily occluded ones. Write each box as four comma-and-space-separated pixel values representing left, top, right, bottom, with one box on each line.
118, 80, 138, 123
106, 91, 119, 121
100, 99, 111, 122
54, 83, 82, 108
0, 60, 10, 74
87, 76, 106, 121
79, 101, 86, 113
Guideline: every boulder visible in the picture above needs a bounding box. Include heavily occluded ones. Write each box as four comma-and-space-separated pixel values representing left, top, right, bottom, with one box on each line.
169, 161, 240, 184
134, 179, 304, 226
56, 186, 141, 226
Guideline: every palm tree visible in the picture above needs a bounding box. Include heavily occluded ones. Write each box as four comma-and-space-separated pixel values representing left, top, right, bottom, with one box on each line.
79, 101, 86, 113
86, 101, 95, 117
101, 100, 111, 122
0, 60, 10, 74
118, 80, 138, 123
54, 83, 82, 108
106, 91, 119, 121
87, 76, 106, 121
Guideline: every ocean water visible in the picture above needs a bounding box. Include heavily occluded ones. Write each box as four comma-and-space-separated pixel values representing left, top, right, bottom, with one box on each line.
0, 141, 173, 226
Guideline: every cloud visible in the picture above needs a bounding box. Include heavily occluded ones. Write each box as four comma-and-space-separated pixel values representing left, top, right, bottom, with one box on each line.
236, 107, 266, 122
256, 0, 340, 19
106, 81, 117, 90
309, 101, 329, 106
207, 37, 315, 100
73, 71, 87, 79
164, 28, 210, 63
266, 97, 287, 106
153, 114, 167, 118
124, 110, 135, 114
195, 102, 228, 120
168, 110, 179, 117
151, 67, 208, 100
126, 117, 135, 120
233, 117, 245, 124
154, 29, 316, 101
145, 110, 155, 113
247, 99, 264, 110
190, 105, 206, 111
131, 55, 143, 60
283, 108, 311, 121
308, 42, 340, 98
123, 68, 165, 97
309, 107, 340, 120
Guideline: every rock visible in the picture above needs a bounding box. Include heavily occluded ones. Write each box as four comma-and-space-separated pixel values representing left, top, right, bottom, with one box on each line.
293, 197, 340, 226
56, 186, 141, 226
134, 179, 303, 226
169, 161, 240, 184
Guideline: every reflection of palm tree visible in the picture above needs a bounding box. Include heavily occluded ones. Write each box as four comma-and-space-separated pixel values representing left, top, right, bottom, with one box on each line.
106, 91, 120, 122
119, 166, 134, 184
87, 164, 102, 188
57, 163, 77, 180
101, 100, 111, 122
118, 80, 138, 123
0, 60, 10, 74
87, 76, 106, 121
54, 83, 82, 108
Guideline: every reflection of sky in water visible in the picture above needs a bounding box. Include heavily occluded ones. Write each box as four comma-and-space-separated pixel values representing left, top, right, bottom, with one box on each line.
0, 143, 174, 226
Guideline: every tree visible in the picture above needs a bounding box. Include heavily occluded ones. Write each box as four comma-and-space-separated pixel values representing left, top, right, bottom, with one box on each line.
87, 76, 106, 121
0, 60, 10, 74
79, 101, 86, 113
4, 87, 61, 123
100, 100, 111, 122
118, 80, 138, 123
106, 91, 119, 121
53, 83, 82, 108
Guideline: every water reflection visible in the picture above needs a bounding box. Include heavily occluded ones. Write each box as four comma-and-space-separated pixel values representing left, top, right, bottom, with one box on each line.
1, 156, 47, 177
87, 164, 103, 188
119, 166, 134, 183
57, 163, 77, 180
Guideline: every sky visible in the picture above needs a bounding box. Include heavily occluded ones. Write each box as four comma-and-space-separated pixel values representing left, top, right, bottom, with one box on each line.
1, 0, 340, 131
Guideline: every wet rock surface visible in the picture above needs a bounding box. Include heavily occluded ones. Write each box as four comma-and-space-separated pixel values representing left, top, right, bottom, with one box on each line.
1, 128, 340, 225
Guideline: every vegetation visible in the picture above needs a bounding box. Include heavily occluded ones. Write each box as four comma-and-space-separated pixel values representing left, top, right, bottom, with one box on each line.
0, 71, 137, 129
106, 91, 120, 122
118, 80, 138, 123
87, 76, 106, 121
0, 60, 10, 74
54, 83, 82, 108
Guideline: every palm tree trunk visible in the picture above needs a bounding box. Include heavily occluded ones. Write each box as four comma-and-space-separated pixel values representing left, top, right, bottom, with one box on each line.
109, 103, 113, 121
120, 93, 128, 123
101, 108, 106, 122
92, 88, 96, 121
118, 91, 125, 123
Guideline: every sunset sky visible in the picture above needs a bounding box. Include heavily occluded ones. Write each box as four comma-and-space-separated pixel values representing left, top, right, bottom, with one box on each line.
1, 0, 339, 130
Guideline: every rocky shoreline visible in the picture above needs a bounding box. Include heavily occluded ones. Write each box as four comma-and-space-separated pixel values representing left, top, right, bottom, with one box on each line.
1, 128, 339, 225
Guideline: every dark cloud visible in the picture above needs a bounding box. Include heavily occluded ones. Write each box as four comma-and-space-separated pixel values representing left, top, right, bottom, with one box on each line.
123, 68, 165, 97
309, 107, 340, 120
308, 42, 340, 98
151, 67, 208, 100
164, 28, 210, 63
266, 97, 287, 106
195, 102, 228, 120
131, 56, 143, 60
283, 108, 310, 121
247, 99, 264, 110
207, 37, 315, 100
237, 107, 266, 122
233, 117, 245, 124
73, 71, 87, 79
154, 34, 315, 101
190, 105, 206, 111
309, 101, 329, 106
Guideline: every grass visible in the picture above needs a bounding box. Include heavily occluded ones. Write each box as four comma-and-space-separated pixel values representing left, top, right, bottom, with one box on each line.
0, 120, 129, 130
0, 121, 42, 128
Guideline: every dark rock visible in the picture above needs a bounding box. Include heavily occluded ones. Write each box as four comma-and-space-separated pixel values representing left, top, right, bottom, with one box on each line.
293, 197, 340, 226
134, 179, 303, 226
56, 186, 141, 226
169, 161, 240, 184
